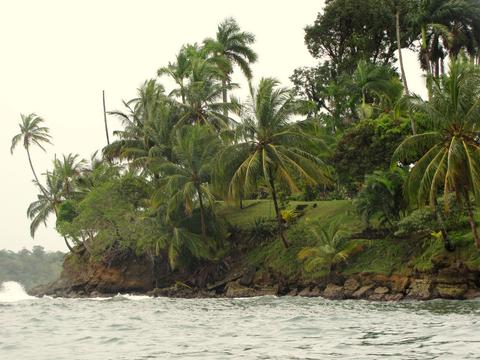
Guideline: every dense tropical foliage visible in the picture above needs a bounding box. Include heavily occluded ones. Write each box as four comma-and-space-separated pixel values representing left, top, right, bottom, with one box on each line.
11, 1, 480, 279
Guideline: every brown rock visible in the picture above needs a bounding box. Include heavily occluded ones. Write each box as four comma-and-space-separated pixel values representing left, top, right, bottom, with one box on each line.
225, 281, 278, 297
298, 286, 321, 297
374, 287, 390, 295
436, 283, 468, 299
407, 279, 433, 300
287, 289, 298, 296
298, 287, 312, 297
385, 293, 404, 301
352, 285, 373, 299
343, 278, 360, 295
368, 293, 385, 301
390, 276, 410, 293
239, 266, 256, 287
309, 287, 321, 297
464, 289, 480, 299
323, 284, 344, 299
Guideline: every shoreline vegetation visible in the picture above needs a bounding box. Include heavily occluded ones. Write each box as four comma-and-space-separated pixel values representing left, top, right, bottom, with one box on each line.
14, 1, 480, 301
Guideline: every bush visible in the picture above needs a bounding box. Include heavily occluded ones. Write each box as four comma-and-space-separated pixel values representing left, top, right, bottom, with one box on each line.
248, 218, 276, 244
394, 208, 436, 237
394, 195, 467, 237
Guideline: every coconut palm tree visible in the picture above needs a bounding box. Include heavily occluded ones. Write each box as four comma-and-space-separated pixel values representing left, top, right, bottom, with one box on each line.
158, 47, 192, 104
53, 153, 86, 198
298, 222, 370, 275
153, 126, 220, 238
204, 17, 258, 117
27, 170, 77, 252
103, 80, 177, 167
175, 54, 239, 130
11, 114, 52, 194
392, 58, 480, 248
222, 78, 332, 248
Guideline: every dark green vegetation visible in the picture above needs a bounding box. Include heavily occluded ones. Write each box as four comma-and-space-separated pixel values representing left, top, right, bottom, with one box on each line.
11, 2, 480, 286
0, 247, 64, 290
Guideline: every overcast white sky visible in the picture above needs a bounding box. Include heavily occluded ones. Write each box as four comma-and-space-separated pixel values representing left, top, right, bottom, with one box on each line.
0, 0, 425, 252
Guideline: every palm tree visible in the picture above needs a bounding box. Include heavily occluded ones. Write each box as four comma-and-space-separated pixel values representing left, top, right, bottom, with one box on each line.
27, 170, 77, 253
53, 153, 86, 198
354, 168, 406, 229
298, 222, 370, 276
413, 0, 480, 97
103, 80, 177, 167
352, 61, 399, 117
392, 0, 411, 96
204, 17, 258, 117
178, 55, 237, 130
154, 220, 209, 270
392, 58, 480, 248
158, 46, 192, 104
11, 114, 52, 194
222, 78, 331, 248
153, 126, 219, 238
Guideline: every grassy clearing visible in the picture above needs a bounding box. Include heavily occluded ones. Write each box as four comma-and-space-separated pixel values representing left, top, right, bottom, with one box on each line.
217, 199, 480, 280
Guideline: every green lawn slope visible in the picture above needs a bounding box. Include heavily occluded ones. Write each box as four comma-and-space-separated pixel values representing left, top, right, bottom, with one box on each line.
217, 200, 480, 282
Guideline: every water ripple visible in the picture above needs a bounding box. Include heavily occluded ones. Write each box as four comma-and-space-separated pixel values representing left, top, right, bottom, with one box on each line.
0, 293, 479, 359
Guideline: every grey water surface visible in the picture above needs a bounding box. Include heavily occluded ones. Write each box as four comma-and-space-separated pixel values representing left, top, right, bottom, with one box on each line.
1, 281, 480, 359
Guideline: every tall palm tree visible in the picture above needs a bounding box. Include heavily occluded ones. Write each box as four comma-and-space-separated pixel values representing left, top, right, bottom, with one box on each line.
153, 126, 220, 238
158, 46, 192, 104
222, 78, 331, 248
392, 58, 480, 248
391, 0, 414, 97
103, 80, 176, 166
178, 56, 237, 130
413, 0, 480, 97
204, 17, 258, 117
11, 114, 52, 194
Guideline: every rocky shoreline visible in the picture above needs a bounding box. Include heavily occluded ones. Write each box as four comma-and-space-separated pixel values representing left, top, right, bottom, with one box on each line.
29, 253, 480, 301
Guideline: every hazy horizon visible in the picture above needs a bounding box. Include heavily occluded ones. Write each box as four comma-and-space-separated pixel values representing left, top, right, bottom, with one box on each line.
1, 0, 426, 251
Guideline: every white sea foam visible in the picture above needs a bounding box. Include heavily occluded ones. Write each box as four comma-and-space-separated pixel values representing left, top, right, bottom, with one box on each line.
0, 281, 35, 302
114, 293, 151, 301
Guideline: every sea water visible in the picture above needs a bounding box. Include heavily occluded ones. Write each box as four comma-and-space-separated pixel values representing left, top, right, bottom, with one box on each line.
1, 281, 480, 359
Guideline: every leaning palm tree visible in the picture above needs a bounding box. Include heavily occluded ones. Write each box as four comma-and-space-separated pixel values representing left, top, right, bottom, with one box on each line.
204, 17, 258, 117
392, 58, 480, 248
153, 126, 220, 238
11, 113, 52, 194
222, 78, 332, 248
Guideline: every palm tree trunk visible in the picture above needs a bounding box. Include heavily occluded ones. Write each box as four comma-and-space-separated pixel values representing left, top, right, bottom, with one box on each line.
102, 90, 110, 146
196, 186, 207, 238
464, 192, 480, 248
433, 201, 454, 251
396, 9, 409, 96
396, 8, 417, 136
222, 79, 228, 118
26, 148, 47, 196
64, 237, 76, 253
268, 175, 290, 248
422, 26, 433, 102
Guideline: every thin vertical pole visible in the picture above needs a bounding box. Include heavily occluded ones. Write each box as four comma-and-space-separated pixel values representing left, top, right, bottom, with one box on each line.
102, 90, 110, 145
